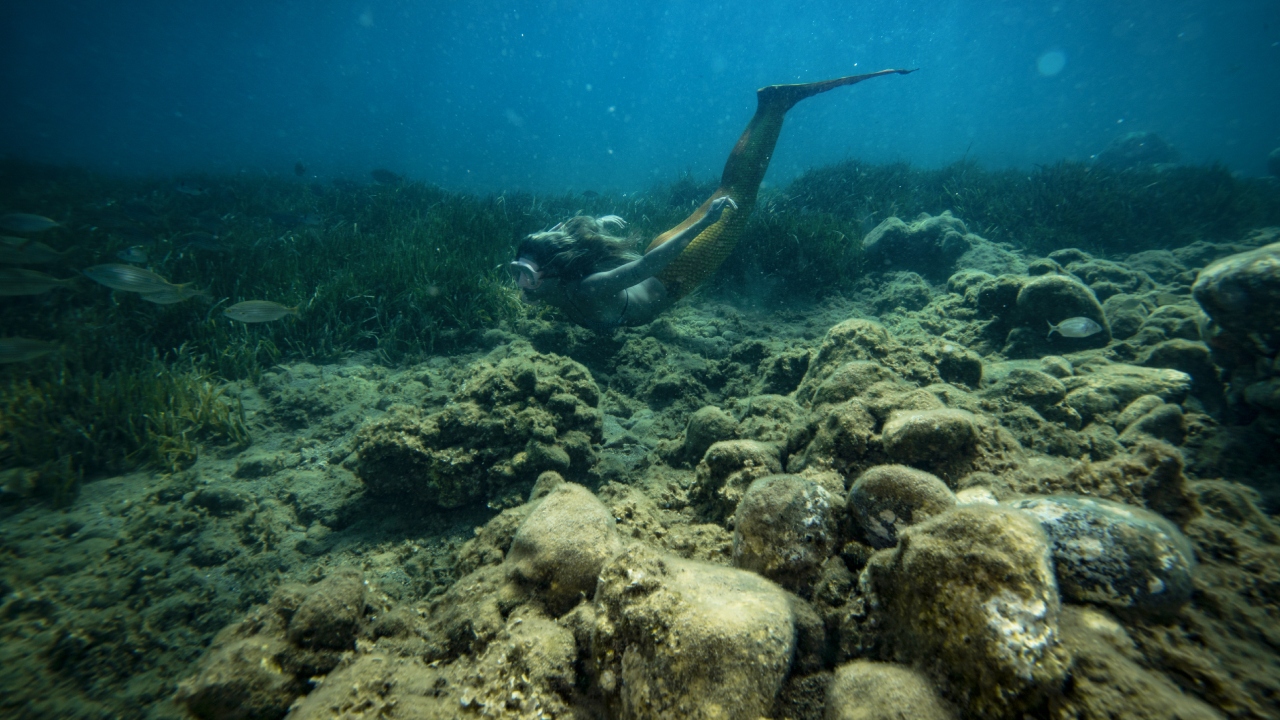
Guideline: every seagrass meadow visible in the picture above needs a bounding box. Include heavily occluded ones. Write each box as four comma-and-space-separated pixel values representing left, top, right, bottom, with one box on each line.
1, 156, 1278, 503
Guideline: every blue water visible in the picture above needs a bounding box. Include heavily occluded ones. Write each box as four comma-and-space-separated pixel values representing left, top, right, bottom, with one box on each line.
1, 0, 1277, 190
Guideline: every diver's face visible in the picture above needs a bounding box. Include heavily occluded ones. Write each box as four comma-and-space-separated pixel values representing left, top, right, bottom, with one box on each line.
508, 257, 546, 301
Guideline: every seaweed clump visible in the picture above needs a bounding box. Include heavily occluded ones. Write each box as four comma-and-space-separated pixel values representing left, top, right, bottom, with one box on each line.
0, 350, 248, 504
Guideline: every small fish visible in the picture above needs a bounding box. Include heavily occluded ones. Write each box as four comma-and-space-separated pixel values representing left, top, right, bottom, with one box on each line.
0, 236, 68, 264
0, 268, 75, 295
174, 183, 208, 197
82, 263, 175, 293
224, 300, 299, 323
140, 284, 210, 304
1047, 317, 1103, 339
294, 161, 306, 177
581, 190, 600, 198
0, 337, 58, 363
370, 168, 402, 185
0, 213, 61, 233
117, 245, 148, 263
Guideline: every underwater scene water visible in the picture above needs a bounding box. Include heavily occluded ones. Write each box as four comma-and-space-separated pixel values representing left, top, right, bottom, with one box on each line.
3, 1, 1280, 719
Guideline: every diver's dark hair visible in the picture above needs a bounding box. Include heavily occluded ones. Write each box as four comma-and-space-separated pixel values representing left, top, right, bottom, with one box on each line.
516, 215, 637, 282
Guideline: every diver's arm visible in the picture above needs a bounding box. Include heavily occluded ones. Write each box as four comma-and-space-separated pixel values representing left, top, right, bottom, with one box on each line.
578, 196, 737, 297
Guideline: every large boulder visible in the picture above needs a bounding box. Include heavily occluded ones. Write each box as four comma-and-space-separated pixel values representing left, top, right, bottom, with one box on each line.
1014, 274, 1111, 351
691, 439, 783, 522
1193, 241, 1280, 340
863, 505, 1070, 717
848, 465, 957, 548
505, 483, 623, 615
1007, 495, 1195, 615
355, 343, 602, 508
732, 474, 839, 595
592, 545, 797, 719
825, 661, 957, 720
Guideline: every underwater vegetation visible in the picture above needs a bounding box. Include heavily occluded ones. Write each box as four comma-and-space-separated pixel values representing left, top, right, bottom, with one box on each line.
727, 158, 1280, 285
0, 347, 248, 504
0, 157, 1277, 502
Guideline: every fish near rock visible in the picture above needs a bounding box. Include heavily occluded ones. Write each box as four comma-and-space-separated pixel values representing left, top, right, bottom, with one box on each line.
1047, 316, 1103, 339
224, 300, 299, 323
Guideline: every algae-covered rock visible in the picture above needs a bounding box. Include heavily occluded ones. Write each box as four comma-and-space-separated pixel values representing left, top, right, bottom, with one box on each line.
681, 405, 739, 462
1008, 495, 1195, 615
825, 661, 957, 720
732, 474, 838, 595
354, 342, 602, 508
691, 439, 783, 522
1193, 241, 1280, 339
505, 482, 622, 615
1103, 293, 1153, 340
1118, 402, 1185, 446
863, 505, 1070, 718
861, 211, 1023, 283
175, 568, 372, 720
173, 634, 304, 720
848, 464, 956, 548
880, 408, 979, 472
592, 545, 797, 719
795, 319, 940, 404
1061, 360, 1191, 423
790, 399, 877, 475
1015, 274, 1111, 350
1054, 606, 1226, 720
810, 361, 898, 407
287, 567, 368, 650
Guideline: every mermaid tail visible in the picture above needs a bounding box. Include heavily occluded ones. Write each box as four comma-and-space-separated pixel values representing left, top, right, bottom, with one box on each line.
647, 68, 915, 299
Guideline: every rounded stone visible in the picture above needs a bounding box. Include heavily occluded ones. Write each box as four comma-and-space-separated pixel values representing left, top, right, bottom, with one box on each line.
593, 545, 797, 718
732, 474, 838, 595
1015, 274, 1111, 346
1007, 495, 1195, 616
692, 439, 783, 521
862, 505, 1070, 717
881, 408, 979, 468
287, 569, 368, 650
505, 483, 622, 614
1192, 241, 1280, 338
825, 661, 956, 720
848, 464, 957, 548
682, 405, 739, 462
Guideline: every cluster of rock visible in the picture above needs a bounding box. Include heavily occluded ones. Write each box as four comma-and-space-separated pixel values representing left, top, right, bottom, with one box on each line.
353, 341, 603, 509
174, 216, 1280, 719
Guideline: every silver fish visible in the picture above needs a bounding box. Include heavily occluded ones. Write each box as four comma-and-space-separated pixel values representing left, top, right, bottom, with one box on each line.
0, 268, 75, 295
174, 183, 208, 196
117, 245, 148, 263
140, 284, 210, 304
224, 300, 299, 323
1047, 317, 1103, 339
0, 337, 58, 363
0, 236, 68, 264
0, 213, 61, 233
83, 263, 175, 293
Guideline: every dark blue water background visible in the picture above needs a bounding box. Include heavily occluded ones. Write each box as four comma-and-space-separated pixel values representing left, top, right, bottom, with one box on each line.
2, 0, 1277, 191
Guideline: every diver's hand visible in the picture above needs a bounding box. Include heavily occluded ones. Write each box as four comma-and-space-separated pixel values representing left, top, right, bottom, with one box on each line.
702, 196, 737, 226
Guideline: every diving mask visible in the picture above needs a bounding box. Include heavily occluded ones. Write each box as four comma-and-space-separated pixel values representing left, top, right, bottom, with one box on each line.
507, 258, 544, 290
